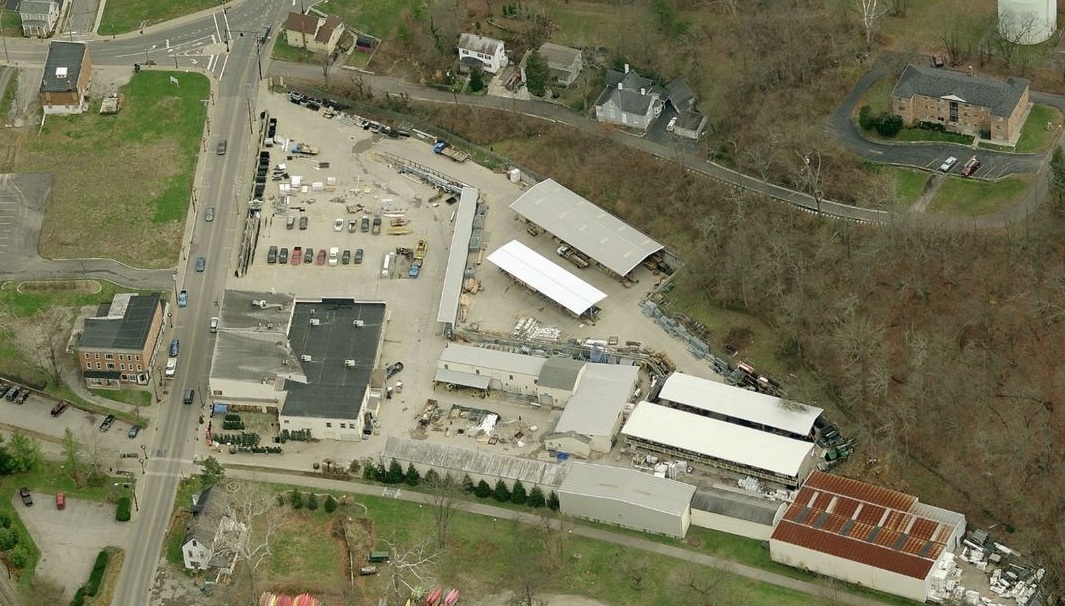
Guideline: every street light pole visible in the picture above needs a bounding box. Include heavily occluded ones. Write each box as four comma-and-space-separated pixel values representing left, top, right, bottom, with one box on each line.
0, 9, 10, 64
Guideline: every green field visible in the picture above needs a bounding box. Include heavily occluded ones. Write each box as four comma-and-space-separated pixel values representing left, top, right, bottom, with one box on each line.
19, 71, 209, 268
893, 168, 931, 206
0, 9, 20, 37
271, 33, 318, 63
315, 0, 421, 37
99, 0, 222, 35
928, 176, 1029, 215
1016, 104, 1063, 152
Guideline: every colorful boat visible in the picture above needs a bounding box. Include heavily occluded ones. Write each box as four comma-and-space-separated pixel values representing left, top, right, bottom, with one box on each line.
425, 587, 442, 606
443, 588, 459, 606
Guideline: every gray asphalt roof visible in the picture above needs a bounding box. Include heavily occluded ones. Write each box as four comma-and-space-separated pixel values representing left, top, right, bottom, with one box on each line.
560, 462, 696, 517
78, 293, 160, 351
891, 64, 1029, 118
508, 179, 663, 276
674, 110, 706, 133
665, 77, 696, 111
690, 488, 783, 526
537, 357, 585, 391
282, 299, 385, 420
41, 41, 87, 93
538, 42, 581, 72
18, 0, 55, 15
381, 436, 570, 487
458, 33, 503, 56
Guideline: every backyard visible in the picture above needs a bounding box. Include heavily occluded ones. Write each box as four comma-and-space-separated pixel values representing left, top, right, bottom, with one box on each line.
15, 71, 208, 268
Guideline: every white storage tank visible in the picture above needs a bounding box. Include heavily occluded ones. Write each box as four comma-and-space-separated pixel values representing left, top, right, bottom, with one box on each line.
999, 0, 1057, 45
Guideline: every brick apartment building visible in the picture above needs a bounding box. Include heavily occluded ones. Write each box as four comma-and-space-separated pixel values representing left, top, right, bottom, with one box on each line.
891, 64, 1030, 144
76, 293, 165, 388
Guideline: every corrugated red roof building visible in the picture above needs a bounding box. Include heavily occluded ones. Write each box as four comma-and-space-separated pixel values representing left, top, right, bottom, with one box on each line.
770, 471, 966, 602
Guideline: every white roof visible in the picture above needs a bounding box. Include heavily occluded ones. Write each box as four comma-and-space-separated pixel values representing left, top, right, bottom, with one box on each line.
437, 187, 479, 324
509, 179, 663, 276
438, 343, 547, 377
554, 363, 639, 437
487, 240, 606, 315
659, 372, 823, 436
621, 402, 816, 479
561, 462, 696, 517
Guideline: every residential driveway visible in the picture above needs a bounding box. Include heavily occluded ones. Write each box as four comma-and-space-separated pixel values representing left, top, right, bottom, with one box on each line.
15, 494, 134, 599
827, 58, 1045, 177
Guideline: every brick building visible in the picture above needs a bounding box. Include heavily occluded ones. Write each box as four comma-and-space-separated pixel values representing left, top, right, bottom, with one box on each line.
76, 293, 165, 388
891, 64, 1030, 144
39, 41, 92, 114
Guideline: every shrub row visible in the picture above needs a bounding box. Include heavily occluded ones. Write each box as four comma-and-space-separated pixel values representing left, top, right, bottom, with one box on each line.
116, 497, 131, 522
283, 490, 337, 513
858, 105, 903, 137
232, 446, 282, 454
363, 459, 560, 510
210, 432, 260, 446
280, 429, 312, 442
222, 419, 245, 430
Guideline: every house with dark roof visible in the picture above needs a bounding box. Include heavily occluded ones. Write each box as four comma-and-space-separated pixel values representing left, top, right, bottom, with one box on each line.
18, 0, 61, 38
661, 77, 708, 140
891, 64, 1030, 144
283, 11, 345, 55
39, 41, 91, 114
457, 33, 508, 74
182, 487, 245, 573
770, 471, 966, 602
594, 65, 664, 131
75, 293, 164, 388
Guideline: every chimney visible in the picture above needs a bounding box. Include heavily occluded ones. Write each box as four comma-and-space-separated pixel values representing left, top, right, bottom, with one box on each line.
968, 65, 973, 76
624, 63, 630, 74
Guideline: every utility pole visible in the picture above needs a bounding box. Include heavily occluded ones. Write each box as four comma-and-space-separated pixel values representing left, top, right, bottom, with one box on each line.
246, 96, 253, 133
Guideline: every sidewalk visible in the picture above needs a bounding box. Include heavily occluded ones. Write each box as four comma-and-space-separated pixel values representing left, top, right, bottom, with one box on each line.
224, 466, 896, 606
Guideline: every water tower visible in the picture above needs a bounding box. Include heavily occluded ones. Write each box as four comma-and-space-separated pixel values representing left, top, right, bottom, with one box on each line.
999, 0, 1057, 45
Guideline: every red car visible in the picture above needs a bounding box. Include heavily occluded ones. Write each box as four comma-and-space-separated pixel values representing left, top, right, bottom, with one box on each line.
291, 246, 302, 265
315, 249, 326, 265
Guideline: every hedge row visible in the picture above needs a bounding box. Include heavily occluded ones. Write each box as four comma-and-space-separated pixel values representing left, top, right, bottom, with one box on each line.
364, 460, 560, 510
71, 549, 110, 604
116, 497, 131, 522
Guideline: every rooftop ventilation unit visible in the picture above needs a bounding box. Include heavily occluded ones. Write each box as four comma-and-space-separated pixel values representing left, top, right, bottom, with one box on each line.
353, 320, 364, 328
344, 359, 356, 368
300, 355, 312, 362
309, 318, 320, 326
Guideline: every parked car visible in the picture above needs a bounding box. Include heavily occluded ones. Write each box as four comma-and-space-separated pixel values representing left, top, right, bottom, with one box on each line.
279, 247, 289, 263
50, 401, 69, 416
348, 219, 357, 233
55, 492, 65, 510
316, 249, 327, 265
99, 414, 116, 432
217, 139, 227, 155
196, 256, 206, 272
299, 215, 309, 230
170, 339, 180, 357
210, 317, 219, 333
354, 248, 364, 264
183, 389, 195, 405
205, 207, 215, 222
291, 247, 303, 264
6, 387, 21, 402
178, 290, 188, 307
304, 248, 314, 264
287, 216, 296, 230
932, 53, 945, 68
961, 156, 981, 177
341, 249, 351, 265
267, 246, 278, 264
16, 390, 28, 404
385, 361, 404, 379
334, 218, 344, 231
0, 384, 9, 399
128, 425, 141, 439
361, 217, 370, 232
372, 216, 382, 235
939, 156, 958, 172
18, 488, 32, 507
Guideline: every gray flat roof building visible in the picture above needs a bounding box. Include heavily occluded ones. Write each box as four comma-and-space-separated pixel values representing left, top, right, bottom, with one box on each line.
509, 179, 663, 277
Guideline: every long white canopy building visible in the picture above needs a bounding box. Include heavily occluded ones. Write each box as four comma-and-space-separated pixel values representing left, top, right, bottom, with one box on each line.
487, 240, 606, 316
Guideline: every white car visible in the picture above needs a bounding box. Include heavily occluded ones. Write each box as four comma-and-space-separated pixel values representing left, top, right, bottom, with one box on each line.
334, 218, 344, 231
165, 358, 177, 377
939, 156, 958, 172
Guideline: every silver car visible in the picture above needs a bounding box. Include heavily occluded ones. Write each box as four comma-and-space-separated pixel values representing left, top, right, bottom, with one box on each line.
205, 207, 215, 222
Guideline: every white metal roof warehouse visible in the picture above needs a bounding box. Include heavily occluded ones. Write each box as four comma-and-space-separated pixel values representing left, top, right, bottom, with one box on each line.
559, 463, 697, 538
658, 372, 823, 438
622, 402, 818, 484
508, 179, 663, 276
487, 240, 607, 316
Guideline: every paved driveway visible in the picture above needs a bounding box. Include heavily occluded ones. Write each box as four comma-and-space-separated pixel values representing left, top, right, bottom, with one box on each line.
15, 493, 134, 599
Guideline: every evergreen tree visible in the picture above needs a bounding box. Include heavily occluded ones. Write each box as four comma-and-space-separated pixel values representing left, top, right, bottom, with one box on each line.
474, 479, 491, 498
405, 463, 421, 486
461, 474, 475, 493
547, 490, 560, 511
468, 66, 485, 92
493, 479, 511, 502
307, 492, 319, 511
511, 480, 528, 505
385, 459, 405, 484
290, 489, 304, 509
425, 468, 441, 486
527, 486, 546, 508
524, 50, 550, 97
324, 494, 337, 513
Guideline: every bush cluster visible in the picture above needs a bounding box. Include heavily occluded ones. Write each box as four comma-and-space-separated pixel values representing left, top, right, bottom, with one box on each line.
280, 429, 312, 442
210, 432, 260, 446
858, 105, 903, 137
116, 497, 131, 522
222, 414, 245, 431
72, 549, 110, 603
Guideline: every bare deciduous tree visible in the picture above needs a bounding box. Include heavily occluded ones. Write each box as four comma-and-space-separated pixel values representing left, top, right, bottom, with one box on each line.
201, 481, 281, 603
381, 535, 438, 599
426, 472, 460, 549
856, 0, 889, 50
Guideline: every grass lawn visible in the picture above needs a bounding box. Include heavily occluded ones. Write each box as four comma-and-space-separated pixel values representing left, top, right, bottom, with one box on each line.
260, 491, 831, 606
892, 167, 930, 206
543, 1, 629, 49
0, 9, 20, 36
99, 0, 221, 35
90, 387, 152, 407
17, 71, 209, 268
927, 176, 1029, 215
165, 477, 203, 565
890, 127, 973, 145
1, 68, 17, 119
315, 0, 421, 37
0, 461, 132, 588
271, 34, 319, 63
1015, 104, 1063, 152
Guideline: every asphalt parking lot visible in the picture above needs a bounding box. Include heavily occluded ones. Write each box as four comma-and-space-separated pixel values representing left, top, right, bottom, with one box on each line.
0, 173, 52, 270
14, 492, 134, 599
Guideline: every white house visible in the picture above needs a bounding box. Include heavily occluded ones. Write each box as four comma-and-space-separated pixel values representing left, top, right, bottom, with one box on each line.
457, 33, 507, 74
770, 471, 966, 602
18, 0, 60, 38
594, 66, 663, 132
181, 488, 246, 574
283, 11, 346, 55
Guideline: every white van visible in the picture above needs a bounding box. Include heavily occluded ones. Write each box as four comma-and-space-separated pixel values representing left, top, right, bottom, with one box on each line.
381, 252, 393, 278
328, 247, 339, 266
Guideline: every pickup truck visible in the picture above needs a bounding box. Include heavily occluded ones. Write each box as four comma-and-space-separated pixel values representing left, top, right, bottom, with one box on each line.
557, 245, 590, 269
